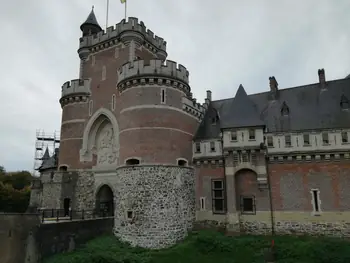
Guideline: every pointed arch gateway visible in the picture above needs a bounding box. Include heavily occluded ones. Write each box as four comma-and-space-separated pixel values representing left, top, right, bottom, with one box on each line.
80, 108, 120, 167
95, 184, 114, 216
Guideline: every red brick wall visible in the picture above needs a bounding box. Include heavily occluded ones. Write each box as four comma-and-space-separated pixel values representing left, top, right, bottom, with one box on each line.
195, 164, 225, 203
269, 161, 350, 212
59, 44, 157, 169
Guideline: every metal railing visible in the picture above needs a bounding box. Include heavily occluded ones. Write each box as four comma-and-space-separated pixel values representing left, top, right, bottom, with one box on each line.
39, 209, 113, 223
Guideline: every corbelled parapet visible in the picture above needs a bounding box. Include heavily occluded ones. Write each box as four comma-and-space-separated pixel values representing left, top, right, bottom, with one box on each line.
79, 17, 167, 59
182, 96, 206, 121
117, 59, 190, 95
59, 79, 91, 107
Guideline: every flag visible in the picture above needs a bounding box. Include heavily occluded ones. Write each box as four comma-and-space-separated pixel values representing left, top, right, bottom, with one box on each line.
120, 0, 126, 3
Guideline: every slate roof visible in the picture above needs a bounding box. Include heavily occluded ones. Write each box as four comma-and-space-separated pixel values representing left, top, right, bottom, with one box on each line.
194, 77, 350, 140
38, 148, 59, 172
80, 8, 102, 31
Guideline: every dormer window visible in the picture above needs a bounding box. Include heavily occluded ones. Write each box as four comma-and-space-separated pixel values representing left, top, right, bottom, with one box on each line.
285, 135, 291, 147
231, 131, 237, 141
249, 129, 255, 140
340, 95, 349, 110
195, 142, 201, 153
281, 102, 289, 116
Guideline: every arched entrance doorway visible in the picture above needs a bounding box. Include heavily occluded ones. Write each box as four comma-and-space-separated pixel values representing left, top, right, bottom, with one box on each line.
63, 198, 71, 216
234, 169, 259, 214
96, 185, 114, 217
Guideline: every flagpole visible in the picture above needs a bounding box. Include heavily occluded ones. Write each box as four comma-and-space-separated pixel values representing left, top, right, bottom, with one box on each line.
106, 0, 110, 30
124, 0, 127, 20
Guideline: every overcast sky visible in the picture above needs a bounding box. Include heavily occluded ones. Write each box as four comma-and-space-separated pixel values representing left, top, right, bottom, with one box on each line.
0, 0, 349, 172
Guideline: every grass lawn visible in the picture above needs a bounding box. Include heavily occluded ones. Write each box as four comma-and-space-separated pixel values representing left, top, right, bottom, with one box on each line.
44, 230, 350, 263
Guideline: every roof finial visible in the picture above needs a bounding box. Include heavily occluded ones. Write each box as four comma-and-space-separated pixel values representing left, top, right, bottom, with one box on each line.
92, 5, 94, 10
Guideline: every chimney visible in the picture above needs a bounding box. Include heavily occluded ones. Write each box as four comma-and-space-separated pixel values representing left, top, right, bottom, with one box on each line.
318, 68, 326, 88
206, 90, 212, 101
269, 76, 278, 92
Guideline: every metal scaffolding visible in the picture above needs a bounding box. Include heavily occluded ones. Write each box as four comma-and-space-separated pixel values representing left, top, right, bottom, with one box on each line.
33, 129, 60, 176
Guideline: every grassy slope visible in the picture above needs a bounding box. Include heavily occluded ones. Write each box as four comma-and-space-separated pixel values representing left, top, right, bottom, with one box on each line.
44, 230, 350, 263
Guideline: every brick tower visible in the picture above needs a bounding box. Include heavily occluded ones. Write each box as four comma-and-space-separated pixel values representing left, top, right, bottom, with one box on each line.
55, 8, 207, 249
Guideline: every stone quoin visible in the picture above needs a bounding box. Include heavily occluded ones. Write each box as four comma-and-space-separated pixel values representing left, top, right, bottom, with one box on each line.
30, 6, 350, 249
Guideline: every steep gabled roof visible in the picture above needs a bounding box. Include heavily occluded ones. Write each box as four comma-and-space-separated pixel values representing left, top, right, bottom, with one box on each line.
194, 77, 350, 140
38, 148, 59, 172
220, 84, 265, 129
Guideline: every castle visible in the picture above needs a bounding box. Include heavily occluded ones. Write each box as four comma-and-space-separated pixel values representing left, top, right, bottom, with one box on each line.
29, 8, 350, 249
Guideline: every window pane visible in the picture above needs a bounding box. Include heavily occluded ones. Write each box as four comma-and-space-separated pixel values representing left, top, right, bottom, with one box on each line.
214, 199, 224, 212
213, 180, 223, 189
242, 198, 253, 211
213, 190, 223, 198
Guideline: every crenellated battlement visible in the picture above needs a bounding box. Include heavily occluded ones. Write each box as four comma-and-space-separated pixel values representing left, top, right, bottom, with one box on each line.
60, 79, 91, 106
182, 96, 206, 121
118, 59, 189, 83
79, 17, 166, 53
117, 59, 190, 95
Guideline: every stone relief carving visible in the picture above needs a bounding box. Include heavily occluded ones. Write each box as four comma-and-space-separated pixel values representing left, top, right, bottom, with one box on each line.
96, 124, 119, 166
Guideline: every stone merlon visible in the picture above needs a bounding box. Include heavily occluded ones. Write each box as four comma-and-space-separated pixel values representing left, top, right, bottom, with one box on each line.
60, 79, 91, 100
117, 60, 189, 85
79, 17, 167, 52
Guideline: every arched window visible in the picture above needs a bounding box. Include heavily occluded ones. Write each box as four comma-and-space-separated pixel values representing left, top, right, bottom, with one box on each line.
59, 165, 68, 172
177, 158, 188, 166
125, 158, 140, 165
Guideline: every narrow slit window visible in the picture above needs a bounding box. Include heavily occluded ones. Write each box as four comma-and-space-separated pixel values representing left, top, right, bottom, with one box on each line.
200, 197, 205, 210
311, 189, 321, 214
102, 66, 106, 81
161, 88, 166, 104
111, 94, 116, 111
88, 100, 93, 116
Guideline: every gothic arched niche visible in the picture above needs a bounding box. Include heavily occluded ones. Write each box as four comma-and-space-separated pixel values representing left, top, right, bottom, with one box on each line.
80, 108, 120, 167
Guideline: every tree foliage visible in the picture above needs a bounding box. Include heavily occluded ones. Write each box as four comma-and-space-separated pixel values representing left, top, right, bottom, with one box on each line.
0, 165, 32, 213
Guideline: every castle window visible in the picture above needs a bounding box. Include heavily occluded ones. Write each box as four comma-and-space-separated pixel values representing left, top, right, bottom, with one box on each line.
342, 131, 348, 143
322, 132, 329, 144
240, 195, 256, 214
177, 159, 188, 166
161, 88, 166, 104
88, 100, 93, 116
111, 94, 116, 111
125, 158, 140, 165
200, 197, 206, 210
285, 135, 291, 147
102, 66, 106, 81
195, 142, 201, 153
91, 55, 95, 66
210, 141, 215, 152
281, 102, 289, 116
311, 189, 321, 214
267, 136, 273, 147
59, 165, 68, 172
340, 95, 349, 110
249, 129, 255, 140
212, 179, 225, 214
231, 131, 237, 141
303, 134, 310, 146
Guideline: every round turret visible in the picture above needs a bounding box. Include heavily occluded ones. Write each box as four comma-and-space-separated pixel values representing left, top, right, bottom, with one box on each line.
58, 79, 91, 169
116, 59, 199, 165
80, 7, 102, 37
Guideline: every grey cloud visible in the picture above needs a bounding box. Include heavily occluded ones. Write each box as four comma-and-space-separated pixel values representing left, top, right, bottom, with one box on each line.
0, 0, 349, 171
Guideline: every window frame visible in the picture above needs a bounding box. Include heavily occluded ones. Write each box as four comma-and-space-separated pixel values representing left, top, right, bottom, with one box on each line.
240, 195, 256, 215
195, 142, 201, 153
303, 134, 310, 146
342, 131, 348, 143
248, 129, 256, 140
211, 179, 226, 214
231, 131, 237, 141
322, 132, 329, 145
285, 134, 292, 147
267, 136, 273, 147
210, 141, 216, 152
